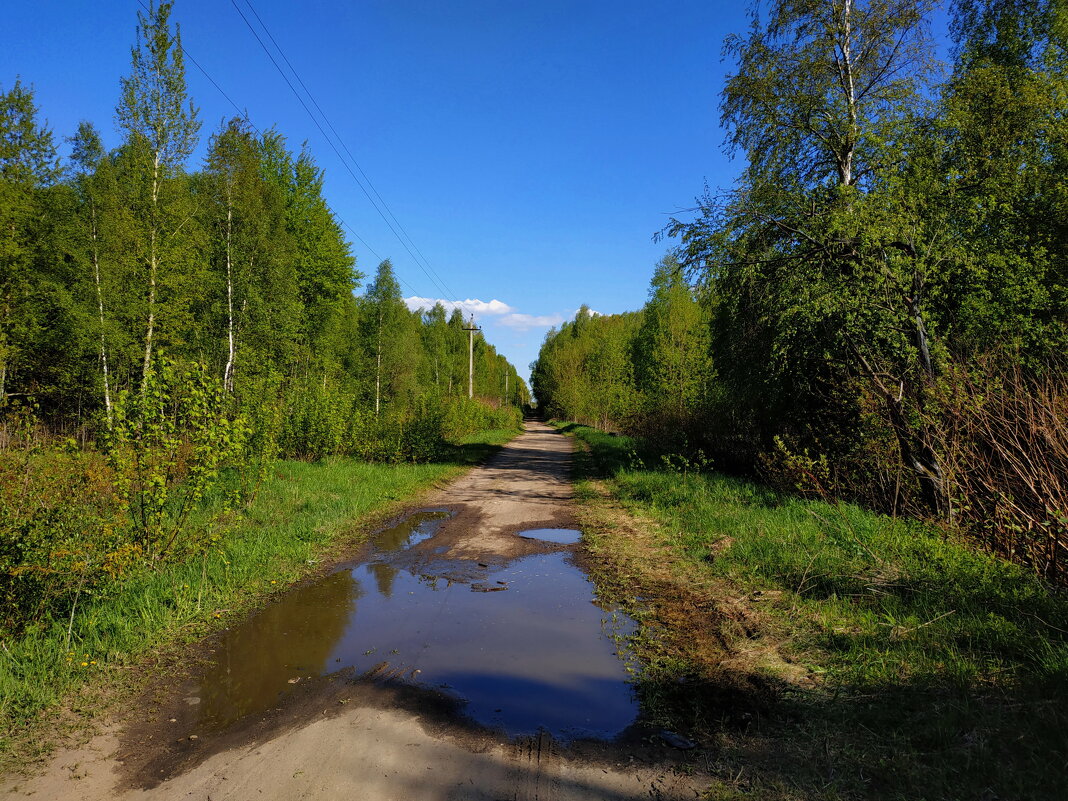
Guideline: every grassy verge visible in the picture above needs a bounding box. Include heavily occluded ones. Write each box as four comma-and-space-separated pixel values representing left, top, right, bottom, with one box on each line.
557, 422, 1068, 801
0, 428, 517, 767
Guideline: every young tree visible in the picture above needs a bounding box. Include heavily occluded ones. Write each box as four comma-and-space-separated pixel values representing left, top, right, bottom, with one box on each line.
288, 145, 359, 357
203, 118, 280, 392
115, 0, 200, 383
360, 260, 419, 415
633, 254, 712, 424
421, 302, 450, 392
69, 122, 122, 423
445, 307, 468, 396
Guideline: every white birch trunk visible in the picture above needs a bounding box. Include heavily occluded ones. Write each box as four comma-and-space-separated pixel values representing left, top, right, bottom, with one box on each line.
834, 0, 857, 187
142, 153, 161, 385
89, 201, 113, 427
223, 202, 235, 393
375, 307, 383, 416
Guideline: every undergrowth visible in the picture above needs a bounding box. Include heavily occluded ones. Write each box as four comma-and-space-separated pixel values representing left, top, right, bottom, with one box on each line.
558, 421, 1068, 801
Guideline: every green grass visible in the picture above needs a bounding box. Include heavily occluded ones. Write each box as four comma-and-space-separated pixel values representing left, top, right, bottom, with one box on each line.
558, 422, 1068, 801
0, 428, 516, 762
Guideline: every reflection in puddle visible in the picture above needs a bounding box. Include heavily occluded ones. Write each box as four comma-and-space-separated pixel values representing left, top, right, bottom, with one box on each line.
517, 528, 582, 545
370, 509, 451, 552
195, 512, 637, 740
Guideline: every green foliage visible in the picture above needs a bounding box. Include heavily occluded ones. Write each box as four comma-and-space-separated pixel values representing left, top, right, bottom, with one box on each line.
106, 358, 247, 561
630, 254, 714, 445
532, 306, 642, 430
0, 80, 61, 405
536, 0, 1068, 578
441, 395, 522, 441
275, 380, 521, 464
0, 405, 127, 635
116, 1, 199, 174
115, 0, 202, 382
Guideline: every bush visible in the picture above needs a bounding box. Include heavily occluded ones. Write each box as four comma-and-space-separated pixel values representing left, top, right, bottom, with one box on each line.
931, 360, 1068, 580
0, 421, 127, 635
106, 358, 248, 562
277, 381, 353, 460
273, 382, 521, 464
442, 396, 521, 439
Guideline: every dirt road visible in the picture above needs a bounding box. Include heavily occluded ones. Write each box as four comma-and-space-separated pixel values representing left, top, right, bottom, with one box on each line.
6, 421, 705, 801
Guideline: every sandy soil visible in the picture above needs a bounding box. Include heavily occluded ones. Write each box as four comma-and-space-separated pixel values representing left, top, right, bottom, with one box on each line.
5, 421, 707, 800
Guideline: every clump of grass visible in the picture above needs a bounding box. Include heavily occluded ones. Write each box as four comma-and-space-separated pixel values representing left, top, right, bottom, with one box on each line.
560, 422, 1068, 800
612, 467, 1068, 688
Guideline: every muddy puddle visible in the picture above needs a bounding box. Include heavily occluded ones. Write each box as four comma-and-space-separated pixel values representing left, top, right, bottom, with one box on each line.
192, 512, 637, 741
517, 527, 582, 545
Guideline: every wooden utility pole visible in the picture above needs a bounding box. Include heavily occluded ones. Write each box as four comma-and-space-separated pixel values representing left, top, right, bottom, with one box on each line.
463, 318, 480, 399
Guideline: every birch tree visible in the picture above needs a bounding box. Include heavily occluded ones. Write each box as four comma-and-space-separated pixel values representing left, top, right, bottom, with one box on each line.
670, 0, 950, 510
115, 0, 199, 384
421, 302, 450, 392
69, 122, 118, 424
204, 119, 269, 392
360, 260, 419, 416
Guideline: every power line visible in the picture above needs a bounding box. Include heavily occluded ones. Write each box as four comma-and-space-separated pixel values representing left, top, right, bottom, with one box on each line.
230, 0, 460, 302
239, 0, 456, 301
235, 0, 456, 301
132, 0, 423, 299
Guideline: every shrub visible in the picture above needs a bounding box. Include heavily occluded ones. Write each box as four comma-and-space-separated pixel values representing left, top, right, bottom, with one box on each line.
106, 358, 248, 562
0, 406, 127, 635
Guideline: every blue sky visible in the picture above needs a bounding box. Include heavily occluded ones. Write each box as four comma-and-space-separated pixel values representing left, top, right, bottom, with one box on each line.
1, 1, 948, 385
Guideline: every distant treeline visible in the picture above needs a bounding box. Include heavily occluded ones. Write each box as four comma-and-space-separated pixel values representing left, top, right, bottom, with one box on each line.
534, 0, 1068, 580
0, 2, 527, 456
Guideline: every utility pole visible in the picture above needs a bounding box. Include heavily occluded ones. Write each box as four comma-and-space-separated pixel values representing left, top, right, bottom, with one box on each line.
463, 317, 480, 399
505, 372, 509, 406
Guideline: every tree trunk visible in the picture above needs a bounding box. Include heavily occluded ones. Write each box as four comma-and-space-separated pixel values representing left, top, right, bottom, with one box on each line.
833, 0, 858, 188
89, 201, 113, 427
223, 202, 235, 393
849, 335, 947, 516
142, 154, 161, 386
909, 271, 935, 380
375, 307, 383, 416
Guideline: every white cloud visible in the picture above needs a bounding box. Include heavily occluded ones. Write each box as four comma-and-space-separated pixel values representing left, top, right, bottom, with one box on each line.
404, 296, 514, 317
497, 312, 566, 330
404, 296, 571, 332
